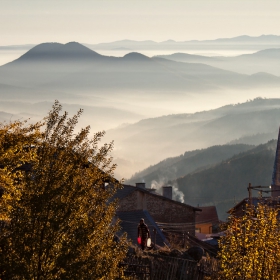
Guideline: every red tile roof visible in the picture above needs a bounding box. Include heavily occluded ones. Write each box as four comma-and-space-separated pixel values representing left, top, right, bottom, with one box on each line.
196, 206, 219, 224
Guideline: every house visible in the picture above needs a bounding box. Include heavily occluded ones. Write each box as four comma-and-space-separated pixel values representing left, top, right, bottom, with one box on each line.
195, 206, 220, 234
114, 183, 201, 238
228, 196, 280, 218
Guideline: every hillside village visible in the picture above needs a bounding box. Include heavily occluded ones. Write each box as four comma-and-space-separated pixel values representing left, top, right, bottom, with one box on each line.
1, 106, 280, 279
1, 40, 280, 279
114, 127, 280, 256
3, 0, 280, 278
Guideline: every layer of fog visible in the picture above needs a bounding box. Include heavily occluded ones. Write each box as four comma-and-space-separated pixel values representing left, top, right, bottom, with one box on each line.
104, 89, 280, 180
1, 42, 280, 180
94, 49, 257, 58
0, 50, 27, 66
2, 87, 280, 133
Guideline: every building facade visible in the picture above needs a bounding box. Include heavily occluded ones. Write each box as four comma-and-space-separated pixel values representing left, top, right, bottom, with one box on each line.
115, 184, 200, 236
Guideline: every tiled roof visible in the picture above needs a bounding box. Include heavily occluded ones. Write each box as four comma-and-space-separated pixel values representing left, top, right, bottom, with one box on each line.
112, 184, 136, 201
196, 206, 219, 224
116, 210, 168, 247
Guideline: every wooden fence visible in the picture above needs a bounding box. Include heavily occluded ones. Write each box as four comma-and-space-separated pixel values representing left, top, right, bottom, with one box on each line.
120, 254, 219, 280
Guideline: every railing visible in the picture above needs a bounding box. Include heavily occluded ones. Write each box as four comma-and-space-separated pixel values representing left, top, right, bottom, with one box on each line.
120, 253, 219, 280
120, 255, 151, 280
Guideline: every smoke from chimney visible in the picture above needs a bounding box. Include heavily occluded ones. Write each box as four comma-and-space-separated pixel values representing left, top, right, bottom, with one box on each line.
151, 179, 184, 203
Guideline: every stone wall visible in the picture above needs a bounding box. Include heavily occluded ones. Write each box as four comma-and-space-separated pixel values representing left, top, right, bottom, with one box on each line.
145, 194, 195, 225
117, 191, 139, 211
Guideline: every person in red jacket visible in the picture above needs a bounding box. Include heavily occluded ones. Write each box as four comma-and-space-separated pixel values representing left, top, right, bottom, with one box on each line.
137, 218, 150, 250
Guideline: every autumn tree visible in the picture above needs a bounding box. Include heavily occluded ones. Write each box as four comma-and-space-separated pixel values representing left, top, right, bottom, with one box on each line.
0, 101, 127, 279
217, 202, 280, 280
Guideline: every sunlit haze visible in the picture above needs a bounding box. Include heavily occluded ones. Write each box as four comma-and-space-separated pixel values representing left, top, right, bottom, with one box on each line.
1, 0, 280, 182
1, 0, 280, 45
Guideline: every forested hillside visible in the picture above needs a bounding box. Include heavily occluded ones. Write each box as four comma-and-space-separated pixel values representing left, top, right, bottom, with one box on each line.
110, 98, 280, 177
127, 140, 277, 220
126, 144, 255, 187
175, 140, 276, 220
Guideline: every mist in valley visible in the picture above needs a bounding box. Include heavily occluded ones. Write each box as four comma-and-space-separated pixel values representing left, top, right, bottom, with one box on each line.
2, 36, 280, 220
1, 41, 280, 179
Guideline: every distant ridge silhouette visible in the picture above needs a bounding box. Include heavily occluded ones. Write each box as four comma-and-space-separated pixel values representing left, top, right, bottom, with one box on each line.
1, 41, 280, 98
155, 48, 280, 76
123, 52, 150, 61
242, 48, 280, 59
14, 42, 104, 62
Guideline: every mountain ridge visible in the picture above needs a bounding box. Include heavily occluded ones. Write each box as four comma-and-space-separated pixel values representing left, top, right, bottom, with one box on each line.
2, 41, 276, 96
175, 140, 277, 220
155, 49, 280, 76
107, 98, 280, 178
6, 42, 104, 65
87, 35, 280, 49
126, 143, 255, 187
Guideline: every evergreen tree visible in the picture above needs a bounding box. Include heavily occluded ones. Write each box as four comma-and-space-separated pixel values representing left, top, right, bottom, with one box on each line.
0, 101, 127, 279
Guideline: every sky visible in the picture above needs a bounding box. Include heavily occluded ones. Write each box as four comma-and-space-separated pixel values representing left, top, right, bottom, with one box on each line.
1, 0, 280, 45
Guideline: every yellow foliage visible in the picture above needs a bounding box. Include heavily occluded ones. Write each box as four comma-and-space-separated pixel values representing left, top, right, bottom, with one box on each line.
0, 101, 128, 279
217, 203, 280, 280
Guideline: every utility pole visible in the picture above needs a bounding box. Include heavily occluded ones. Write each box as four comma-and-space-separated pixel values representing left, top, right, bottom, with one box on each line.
248, 183, 252, 206
247, 184, 271, 206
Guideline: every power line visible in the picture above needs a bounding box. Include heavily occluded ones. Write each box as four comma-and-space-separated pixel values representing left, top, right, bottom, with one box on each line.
119, 218, 221, 226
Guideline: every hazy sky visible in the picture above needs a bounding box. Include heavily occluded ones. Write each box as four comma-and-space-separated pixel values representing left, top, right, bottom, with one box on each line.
1, 0, 280, 45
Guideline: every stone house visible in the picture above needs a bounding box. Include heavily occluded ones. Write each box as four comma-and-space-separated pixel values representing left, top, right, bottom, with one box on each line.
114, 183, 201, 236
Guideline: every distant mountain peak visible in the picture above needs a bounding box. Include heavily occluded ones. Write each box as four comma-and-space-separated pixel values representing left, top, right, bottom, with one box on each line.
123, 52, 150, 61
13, 42, 102, 63
252, 48, 280, 58
250, 72, 278, 78
161, 39, 176, 43
65, 41, 80, 45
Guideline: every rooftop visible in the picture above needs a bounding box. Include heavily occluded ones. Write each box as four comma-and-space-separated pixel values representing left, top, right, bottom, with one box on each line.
114, 184, 201, 211
196, 206, 219, 224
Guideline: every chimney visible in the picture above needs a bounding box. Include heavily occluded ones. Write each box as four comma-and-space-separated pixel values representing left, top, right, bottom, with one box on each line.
162, 186, 172, 200
136, 182, 146, 189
